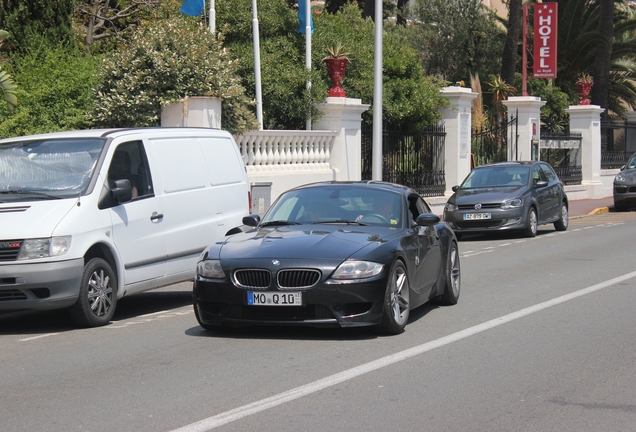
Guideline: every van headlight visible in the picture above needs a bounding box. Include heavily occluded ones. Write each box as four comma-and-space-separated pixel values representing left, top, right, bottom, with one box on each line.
18, 236, 72, 260
197, 260, 226, 279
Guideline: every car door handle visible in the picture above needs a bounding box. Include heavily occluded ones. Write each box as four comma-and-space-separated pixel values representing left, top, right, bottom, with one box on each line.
150, 213, 164, 221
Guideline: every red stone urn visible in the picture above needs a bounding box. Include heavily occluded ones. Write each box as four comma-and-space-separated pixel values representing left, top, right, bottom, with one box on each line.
576, 81, 593, 105
324, 57, 349, 98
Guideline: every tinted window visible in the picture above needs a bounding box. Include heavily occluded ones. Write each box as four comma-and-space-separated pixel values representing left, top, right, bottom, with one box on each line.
461, 166, 530, 188
108, 141, 153, 201
540, 163, 555, 182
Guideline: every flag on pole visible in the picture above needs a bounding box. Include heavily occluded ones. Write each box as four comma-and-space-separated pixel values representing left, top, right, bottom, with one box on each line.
180, 0, 205, 16
297, 0, 314, 34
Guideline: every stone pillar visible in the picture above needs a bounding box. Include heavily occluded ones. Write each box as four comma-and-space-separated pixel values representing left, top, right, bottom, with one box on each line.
566, 105, 606, 198
625, 111, 636, 153
313, 97, 370, 181
502, 96, 546, 161
440, 86, 478, 192
160, 96, 222, 128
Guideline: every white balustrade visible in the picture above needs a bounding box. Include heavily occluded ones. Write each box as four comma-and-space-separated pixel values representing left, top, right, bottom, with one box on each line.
234, 130, 337, 170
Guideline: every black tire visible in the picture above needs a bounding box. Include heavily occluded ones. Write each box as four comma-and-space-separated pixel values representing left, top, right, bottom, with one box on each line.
378, 260, 410, 335
454, 232, 463, 241
438, 242, 460, 305
614, 203, 627, 212
69, 258, 117, 327
523, 207, 538, 238
554, 201, 569, 231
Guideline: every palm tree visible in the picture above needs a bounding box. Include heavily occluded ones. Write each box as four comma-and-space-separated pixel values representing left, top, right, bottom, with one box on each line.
500, 0, 522, 87
0, 30, 17, 112
590, 0, 614, 113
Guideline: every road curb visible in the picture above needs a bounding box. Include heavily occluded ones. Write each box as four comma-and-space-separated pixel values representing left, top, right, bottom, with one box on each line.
571, 206, 610, 219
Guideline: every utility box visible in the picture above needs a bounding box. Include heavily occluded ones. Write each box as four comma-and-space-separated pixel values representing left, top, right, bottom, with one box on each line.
251, 182, 272, 216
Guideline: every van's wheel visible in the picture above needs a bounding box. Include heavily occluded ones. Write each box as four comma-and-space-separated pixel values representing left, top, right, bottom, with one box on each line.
69, 258, 117, 327
554, 201, 569, 231
378, 260, 410, 335
523, 207, 538, 238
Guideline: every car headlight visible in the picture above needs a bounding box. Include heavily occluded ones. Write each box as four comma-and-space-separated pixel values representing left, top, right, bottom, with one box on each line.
17, 236, 71, 260
501, 198, 523, 209
615, 173, 626, 183
331, 260, 384, 280
197, 259, 226, 279
444, 202, 458, 212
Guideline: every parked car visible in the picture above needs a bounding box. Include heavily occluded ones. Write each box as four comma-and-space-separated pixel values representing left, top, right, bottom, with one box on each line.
0, 128, 250, 327
443, 161, 568, 238
613, 152, 636, 212
193, 181, 460, 335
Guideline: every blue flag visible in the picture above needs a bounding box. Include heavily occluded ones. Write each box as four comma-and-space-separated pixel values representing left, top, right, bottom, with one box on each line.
180, 0, 204, 16
297, 0, 314, 35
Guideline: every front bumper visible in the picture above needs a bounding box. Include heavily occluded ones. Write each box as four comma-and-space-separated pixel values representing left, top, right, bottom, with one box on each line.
0, 258, 84, 311
443, 207, 526, 233
613, 183, 636, 208
193, 276, 387, 329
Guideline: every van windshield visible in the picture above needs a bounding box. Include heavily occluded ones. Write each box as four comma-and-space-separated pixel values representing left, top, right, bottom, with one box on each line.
0, 138, 106, 198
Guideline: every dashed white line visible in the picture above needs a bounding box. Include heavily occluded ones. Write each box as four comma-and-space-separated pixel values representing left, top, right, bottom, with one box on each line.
19, 333, 60, 342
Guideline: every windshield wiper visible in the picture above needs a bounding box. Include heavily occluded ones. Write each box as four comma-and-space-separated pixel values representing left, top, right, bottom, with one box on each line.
316, 219, 367, 226
0, 190, 62, 199
259, 220, 302, 227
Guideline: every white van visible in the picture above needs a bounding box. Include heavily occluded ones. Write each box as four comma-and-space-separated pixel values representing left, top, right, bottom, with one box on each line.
0, 127, 250, 326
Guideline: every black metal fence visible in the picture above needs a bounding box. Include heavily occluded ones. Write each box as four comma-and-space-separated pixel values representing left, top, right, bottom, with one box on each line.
472, 113, 518, 166
540, 131, 582, 185
601, 120, 636, 168
361, 124, 446, 197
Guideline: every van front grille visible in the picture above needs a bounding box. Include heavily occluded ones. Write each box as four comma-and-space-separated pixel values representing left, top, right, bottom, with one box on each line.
0, 240, 22, 262
0, 289, 27, 301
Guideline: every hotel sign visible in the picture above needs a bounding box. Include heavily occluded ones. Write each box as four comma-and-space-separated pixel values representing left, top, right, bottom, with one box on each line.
533, 3, 558, 78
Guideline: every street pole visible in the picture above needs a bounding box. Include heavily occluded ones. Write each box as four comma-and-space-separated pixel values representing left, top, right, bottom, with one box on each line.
252, 0, 264, 130
371, 0, 383, 181
305, 0, 312, 131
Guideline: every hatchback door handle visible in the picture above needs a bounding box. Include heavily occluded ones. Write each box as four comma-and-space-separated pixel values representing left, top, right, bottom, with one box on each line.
150, 213, 164, 221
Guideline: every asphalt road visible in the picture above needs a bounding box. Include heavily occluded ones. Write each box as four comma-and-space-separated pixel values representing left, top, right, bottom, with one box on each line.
2, 211, 636, 432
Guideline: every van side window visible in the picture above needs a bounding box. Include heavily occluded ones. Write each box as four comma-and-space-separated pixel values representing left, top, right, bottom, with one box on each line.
108, 141, 153, 201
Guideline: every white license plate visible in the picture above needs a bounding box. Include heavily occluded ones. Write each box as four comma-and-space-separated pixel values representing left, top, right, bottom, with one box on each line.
247, 291, 302, 306
464, 212, 491, 220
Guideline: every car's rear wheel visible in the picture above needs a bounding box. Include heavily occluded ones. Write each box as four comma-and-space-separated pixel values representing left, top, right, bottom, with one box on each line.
554, 201, 569, 231
438, 242, 460, 305
523, 207, 538, 237
378, 260, 410, 335
69, 258, 117, 327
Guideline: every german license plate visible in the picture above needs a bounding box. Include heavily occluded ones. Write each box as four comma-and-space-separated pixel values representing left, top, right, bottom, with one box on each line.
464, 213, 491, 220
247, 291, 302, 306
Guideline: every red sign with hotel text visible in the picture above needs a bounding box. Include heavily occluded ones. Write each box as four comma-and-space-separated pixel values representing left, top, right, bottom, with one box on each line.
533, 3, 558, 78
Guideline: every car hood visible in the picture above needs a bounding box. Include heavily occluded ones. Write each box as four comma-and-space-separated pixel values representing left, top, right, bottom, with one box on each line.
451, 187, 524, 204
218, 224, 397, 260
0, 198, 77, 238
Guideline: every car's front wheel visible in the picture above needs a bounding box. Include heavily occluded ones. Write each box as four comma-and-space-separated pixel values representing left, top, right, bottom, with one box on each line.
69, 258, 117, 327
523, 207, 538, 237
378, 260, 410, 335
554, 201, 569, 231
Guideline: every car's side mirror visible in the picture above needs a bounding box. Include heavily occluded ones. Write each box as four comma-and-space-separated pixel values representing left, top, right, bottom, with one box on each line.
534, 180, 549, 188
242, 214, 261, 227
452, 185, 460, 192
620, 165, 625, 171
415, 213, 440, 227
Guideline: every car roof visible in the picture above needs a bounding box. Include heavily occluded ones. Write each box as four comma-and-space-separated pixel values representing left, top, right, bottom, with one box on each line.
290, 180, 415, 198
476, 161, 538, 169
0, 127, 228, 144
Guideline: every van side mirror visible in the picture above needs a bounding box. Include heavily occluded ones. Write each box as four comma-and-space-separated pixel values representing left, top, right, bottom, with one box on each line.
111, 179, 133, 204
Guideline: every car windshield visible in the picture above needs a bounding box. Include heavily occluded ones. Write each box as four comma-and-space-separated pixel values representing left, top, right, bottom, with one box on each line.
0, 138, 106, 198
460, 166, 530, 189
626, 154, 636, 170
262, 186, 403, 226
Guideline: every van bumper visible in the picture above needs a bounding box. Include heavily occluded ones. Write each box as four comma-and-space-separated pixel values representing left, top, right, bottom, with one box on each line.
0, 258, 84, 311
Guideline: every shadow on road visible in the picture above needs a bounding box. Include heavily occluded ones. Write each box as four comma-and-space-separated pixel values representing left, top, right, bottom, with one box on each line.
0, 289, 193, 336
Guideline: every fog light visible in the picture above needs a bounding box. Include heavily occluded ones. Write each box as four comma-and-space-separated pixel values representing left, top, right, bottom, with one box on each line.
503, 218, 522, 226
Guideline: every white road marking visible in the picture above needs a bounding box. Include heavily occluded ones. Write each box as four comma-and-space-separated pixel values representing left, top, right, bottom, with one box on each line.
18, 333, 60, 342
170, 270, 636, 432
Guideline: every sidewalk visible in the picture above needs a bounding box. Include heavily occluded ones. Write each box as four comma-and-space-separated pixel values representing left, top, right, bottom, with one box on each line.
568, 196, 614, 218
